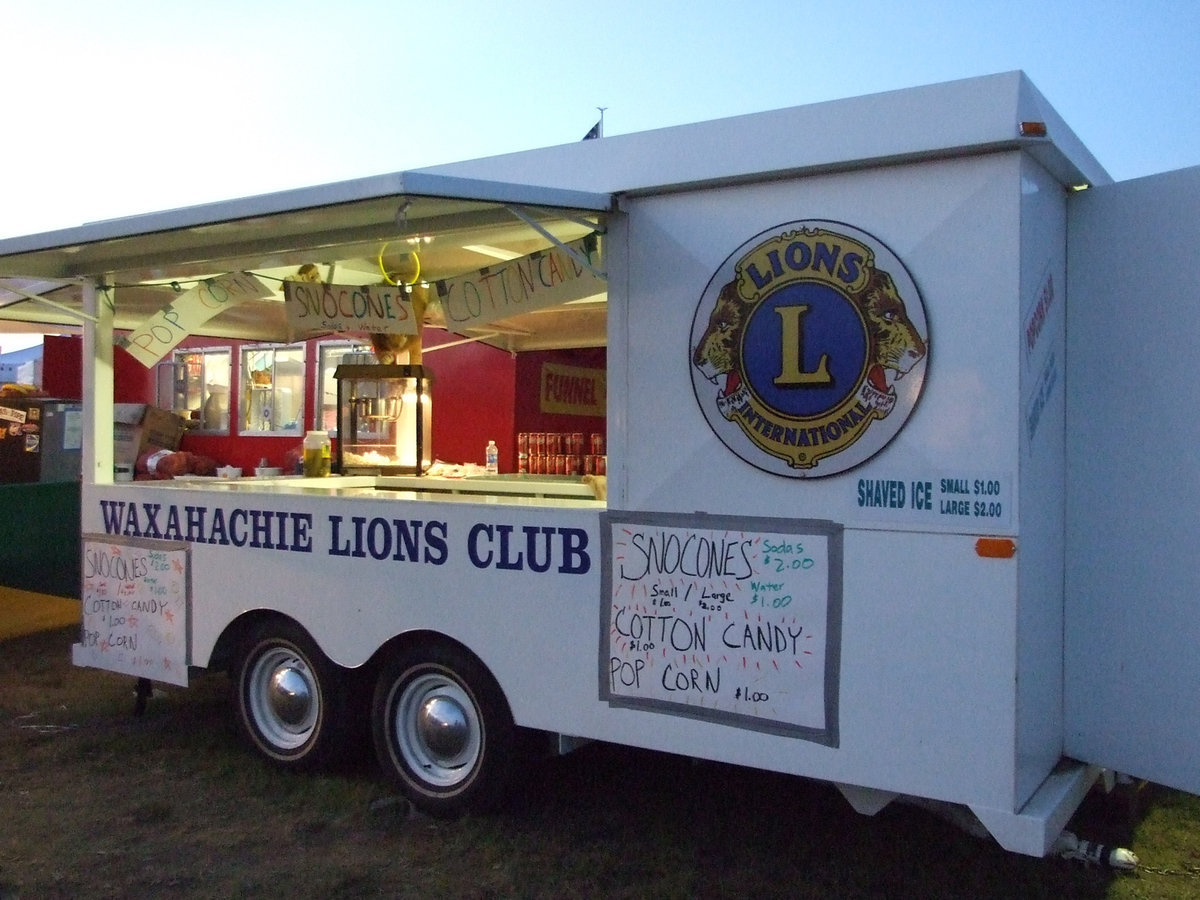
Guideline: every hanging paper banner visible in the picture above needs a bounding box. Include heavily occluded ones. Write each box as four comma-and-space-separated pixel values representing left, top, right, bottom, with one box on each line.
122, 273, 273, 368
436, 237, 604, 334
283, 281, 420, 342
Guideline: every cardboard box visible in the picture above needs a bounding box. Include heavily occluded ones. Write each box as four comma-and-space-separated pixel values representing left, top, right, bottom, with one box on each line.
114, 403, 186, 465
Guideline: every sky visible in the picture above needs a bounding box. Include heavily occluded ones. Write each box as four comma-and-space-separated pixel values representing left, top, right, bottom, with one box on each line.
2, 0, 1197, 242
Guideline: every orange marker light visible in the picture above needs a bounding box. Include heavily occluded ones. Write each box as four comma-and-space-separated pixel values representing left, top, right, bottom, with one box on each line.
1019, 121, 1048, 137
975, 537, 1017, 559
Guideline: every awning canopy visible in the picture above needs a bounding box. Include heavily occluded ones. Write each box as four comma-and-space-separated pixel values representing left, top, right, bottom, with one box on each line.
0, 171, 612, 351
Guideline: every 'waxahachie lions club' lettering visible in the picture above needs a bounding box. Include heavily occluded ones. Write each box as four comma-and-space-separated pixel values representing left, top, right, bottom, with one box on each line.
98, 500, 591, 574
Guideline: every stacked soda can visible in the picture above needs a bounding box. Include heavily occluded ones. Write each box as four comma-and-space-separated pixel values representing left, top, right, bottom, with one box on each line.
518, 431, 605, 476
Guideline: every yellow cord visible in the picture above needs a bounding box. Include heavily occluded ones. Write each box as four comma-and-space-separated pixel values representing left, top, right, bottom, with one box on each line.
378, 244, 421, 286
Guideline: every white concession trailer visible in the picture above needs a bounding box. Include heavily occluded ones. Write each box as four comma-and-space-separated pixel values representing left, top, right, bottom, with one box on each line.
1, 71, 1198, 858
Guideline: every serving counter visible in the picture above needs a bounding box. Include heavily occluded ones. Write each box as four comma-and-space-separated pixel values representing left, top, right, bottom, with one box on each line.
118, 472, 607, 507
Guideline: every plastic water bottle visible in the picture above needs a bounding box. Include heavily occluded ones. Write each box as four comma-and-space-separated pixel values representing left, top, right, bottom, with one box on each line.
485, 440, 499, 475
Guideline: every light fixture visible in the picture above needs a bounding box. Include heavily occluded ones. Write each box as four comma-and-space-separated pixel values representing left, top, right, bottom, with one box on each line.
463, 244, 523, 261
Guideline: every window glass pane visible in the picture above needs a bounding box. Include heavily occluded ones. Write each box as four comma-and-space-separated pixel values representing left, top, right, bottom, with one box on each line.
154, 360, 176, 412
241, 344, 305, 434
316, 341, 369, 433
170, 348, 231, 433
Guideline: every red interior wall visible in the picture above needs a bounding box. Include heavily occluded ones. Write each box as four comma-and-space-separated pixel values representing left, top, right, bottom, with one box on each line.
43, 333, 603, 475
175, 336, 291, 470
514, 346, 607, 440
42, 335, 155, 402
423, 336, 516, 469
41, 336, 81, 398
421, 342, 607, 473
174, 333, 520, 472
180, 433, 301, 471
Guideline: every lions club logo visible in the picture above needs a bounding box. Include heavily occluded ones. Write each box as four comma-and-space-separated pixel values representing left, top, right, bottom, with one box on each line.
690, 221, 928, 477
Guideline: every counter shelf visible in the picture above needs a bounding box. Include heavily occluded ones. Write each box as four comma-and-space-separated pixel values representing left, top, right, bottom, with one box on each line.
108, 473, 606, 507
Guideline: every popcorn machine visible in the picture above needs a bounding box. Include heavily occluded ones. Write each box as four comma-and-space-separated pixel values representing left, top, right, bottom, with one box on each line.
334, 364, 431, 475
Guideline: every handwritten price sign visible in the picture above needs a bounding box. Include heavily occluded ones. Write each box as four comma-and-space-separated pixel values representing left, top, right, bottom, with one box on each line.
74, 535, 190, 686
601, 511, 842, 745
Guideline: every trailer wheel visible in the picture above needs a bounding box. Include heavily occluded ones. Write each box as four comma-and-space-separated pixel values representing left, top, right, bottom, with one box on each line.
372, 643, 515, 817
233, 621, 347, 769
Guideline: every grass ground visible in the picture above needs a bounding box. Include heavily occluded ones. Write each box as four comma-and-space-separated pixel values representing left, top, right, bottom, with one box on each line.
2, 624, 1199, 899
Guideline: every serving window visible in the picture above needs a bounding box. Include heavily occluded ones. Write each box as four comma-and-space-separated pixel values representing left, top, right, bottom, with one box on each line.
314, 339, 370, 434
240, 344, 305, 435
164, 348, 232, 434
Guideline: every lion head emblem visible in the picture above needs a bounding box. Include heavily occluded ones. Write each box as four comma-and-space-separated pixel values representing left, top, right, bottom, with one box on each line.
853, 269, 927, 395
692, 280, 747, 398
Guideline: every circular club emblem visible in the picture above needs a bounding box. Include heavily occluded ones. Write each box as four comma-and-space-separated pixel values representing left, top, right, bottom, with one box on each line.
690, 220, 928, 477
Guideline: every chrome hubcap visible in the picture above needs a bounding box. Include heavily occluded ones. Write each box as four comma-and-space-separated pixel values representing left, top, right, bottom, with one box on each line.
269, 665, 313, 727
418, 695, 470, 759
248, 646, 319, 751
394, 671, 482, 788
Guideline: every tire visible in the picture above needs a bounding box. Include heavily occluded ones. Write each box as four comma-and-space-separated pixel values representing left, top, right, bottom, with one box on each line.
232, 620, 349, 770
372, 643, 515, 817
